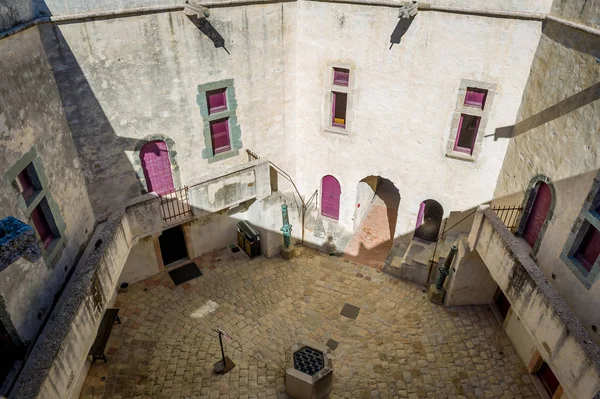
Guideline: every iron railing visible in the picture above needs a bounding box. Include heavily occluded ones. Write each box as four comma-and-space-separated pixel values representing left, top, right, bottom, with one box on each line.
491, 205, 522, 233
159, 186, 192, 222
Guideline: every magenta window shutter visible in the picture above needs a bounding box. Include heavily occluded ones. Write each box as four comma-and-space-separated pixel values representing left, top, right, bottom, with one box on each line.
140, 140, 175, 195
210, 118, 231, 154
575, 226, 600, 272
415, 201, 426, 230
17, 169, 35, 200
333, 68, 349, 86
464, 88, 488, 109
31, 205, 53, 248
321, 175, 341, 220
207, 88, 228, 114
523, 182, 552, 247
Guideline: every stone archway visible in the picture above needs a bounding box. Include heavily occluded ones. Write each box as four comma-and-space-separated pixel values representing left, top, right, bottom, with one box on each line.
132, 134, 181, 194
345, 176, 400, 269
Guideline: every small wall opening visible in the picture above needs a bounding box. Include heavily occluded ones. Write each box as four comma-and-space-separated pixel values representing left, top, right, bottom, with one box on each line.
159, 225, 188, 266
414, 199, 443, 242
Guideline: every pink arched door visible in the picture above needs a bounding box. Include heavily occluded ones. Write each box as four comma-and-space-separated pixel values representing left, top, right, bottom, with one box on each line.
321, 175, 341, 220
140, 140, 175, 195
523, 182, 552, 247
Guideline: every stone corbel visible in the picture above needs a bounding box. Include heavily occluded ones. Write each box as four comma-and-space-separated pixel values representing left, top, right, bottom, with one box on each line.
398, 1, 418, 19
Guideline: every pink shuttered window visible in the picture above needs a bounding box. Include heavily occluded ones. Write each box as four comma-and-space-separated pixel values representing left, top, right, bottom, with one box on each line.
31, 203, 54, 248
321, 175, 341, 220
523, 182, 552, 248
333, 68, 349, 86
332, 92, 348, 128
210, 118, 231, 154
454, 114, 481, 154
575, 225, 600, 272
464, 88, 488, 109
140, 140, 175, 195
207, 88, 228, 114
16, 168, 35, 200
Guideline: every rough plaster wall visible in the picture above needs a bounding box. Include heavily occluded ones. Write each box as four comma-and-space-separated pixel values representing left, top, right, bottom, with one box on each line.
118, 236, 158, 285
551, 0, 600, 29
504, 309, 537, 366
0, 27, 95, 342
0, 0, 34, 30
39, 5, 294, 221
187, 211, 245, 257
0, 256, 49, 343
294, 3, 542, 243
492, 21, 600, 343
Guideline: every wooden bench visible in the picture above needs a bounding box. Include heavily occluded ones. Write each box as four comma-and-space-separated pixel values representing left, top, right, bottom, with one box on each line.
89, 308, 121, 363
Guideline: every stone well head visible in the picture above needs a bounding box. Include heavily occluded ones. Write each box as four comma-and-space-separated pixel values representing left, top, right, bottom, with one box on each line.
285, 340, 333, 399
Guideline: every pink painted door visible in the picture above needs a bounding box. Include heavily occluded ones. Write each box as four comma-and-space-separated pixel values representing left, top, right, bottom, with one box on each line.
523, 182, 552, 247
140, 140, 175, 195
321, 175, 341, 220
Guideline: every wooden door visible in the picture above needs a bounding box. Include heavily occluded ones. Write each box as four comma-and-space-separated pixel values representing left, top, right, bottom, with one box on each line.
523, 182, 552, 247
140, 140, 175, 195
321, 175, 341, 220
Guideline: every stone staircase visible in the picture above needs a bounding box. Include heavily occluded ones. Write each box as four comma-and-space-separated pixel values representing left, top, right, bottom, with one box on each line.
383, 231, 462, 287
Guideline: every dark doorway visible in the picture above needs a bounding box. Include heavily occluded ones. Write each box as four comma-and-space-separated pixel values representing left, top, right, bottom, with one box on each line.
0, 321, 21, 385
495, 289, 511, 320
414, 199, 444, 242
536, 362, 560, 396
159, 225, 188, 266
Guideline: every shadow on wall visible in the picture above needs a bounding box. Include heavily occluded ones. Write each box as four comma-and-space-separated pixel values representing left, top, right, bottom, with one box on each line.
38, 19, 144, 222
389, 16, 414, 49
490, 21, 600, 141
186, 14, 230, 54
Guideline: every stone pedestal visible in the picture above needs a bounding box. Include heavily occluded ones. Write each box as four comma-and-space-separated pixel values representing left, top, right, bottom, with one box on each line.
286, 340, 333, 399
281, 245, 296, 260
427, 284, 445, 303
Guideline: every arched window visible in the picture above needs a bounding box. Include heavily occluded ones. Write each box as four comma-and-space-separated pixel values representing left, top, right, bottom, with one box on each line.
140, 140, 175, 195
321, 175, 341, 220
414, 199, 443, 242
521, 181, 552, 248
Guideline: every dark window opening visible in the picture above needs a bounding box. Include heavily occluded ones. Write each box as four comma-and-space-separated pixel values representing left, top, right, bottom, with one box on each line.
332, 92, 347, 128
15, 163, 40, 202
536, 362, 560, 396
159, 225, 188, 266
494, 289, 511, 320
0, 322, 23, 385
30, 199, 58, 249
454, 114, 481, 154
210, 118, 231, 154
574, 224, 600, 273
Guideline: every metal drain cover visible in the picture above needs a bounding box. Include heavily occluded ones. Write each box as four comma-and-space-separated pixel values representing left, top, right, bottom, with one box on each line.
293, 346, 324, 376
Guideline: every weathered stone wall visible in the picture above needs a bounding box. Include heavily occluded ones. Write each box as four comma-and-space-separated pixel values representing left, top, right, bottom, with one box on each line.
0, 27, 95, 345
492, 13, 600, 343
469, 207, 600, 399
0, 0, 35, 31
39, 5, 296, 221
294, 2, 542, 244
551, 0, 600, 28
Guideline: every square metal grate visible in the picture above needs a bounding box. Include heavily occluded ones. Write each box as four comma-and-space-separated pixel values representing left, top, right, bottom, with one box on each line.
340, 303, 360, 320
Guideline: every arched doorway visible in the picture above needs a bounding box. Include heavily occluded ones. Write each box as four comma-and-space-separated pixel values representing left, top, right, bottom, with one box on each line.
140, 140, 175, 195
321, 175, 341, 220
414, 199, 444, 242
521, 181, 552, 248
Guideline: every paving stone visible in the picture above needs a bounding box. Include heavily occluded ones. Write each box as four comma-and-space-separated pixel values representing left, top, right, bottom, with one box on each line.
80, 246, 536, 398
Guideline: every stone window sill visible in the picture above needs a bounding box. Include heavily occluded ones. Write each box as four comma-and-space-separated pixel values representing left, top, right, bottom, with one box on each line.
324, 126, 349, 136
446, 151, 477, 162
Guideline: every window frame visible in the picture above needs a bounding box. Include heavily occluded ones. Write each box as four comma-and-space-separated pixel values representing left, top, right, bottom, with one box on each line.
324, 63, 354, 135
197, 79, 243, 163
446, 79, 497, 162
209, 117, 232, 154
206, 88, 228, 115
453, 114, 482, 154
561, 175, 600, 288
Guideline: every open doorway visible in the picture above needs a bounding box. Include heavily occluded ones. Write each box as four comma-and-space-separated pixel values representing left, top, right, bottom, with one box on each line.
345, 176, 400, 269
159, 225, 188, 266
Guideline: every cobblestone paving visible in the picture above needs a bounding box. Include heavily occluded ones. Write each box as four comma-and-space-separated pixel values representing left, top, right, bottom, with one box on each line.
81, 246, 539, 399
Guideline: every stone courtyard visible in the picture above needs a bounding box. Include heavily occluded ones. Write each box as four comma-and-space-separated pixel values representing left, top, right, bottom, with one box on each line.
80, 246, 539, 399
